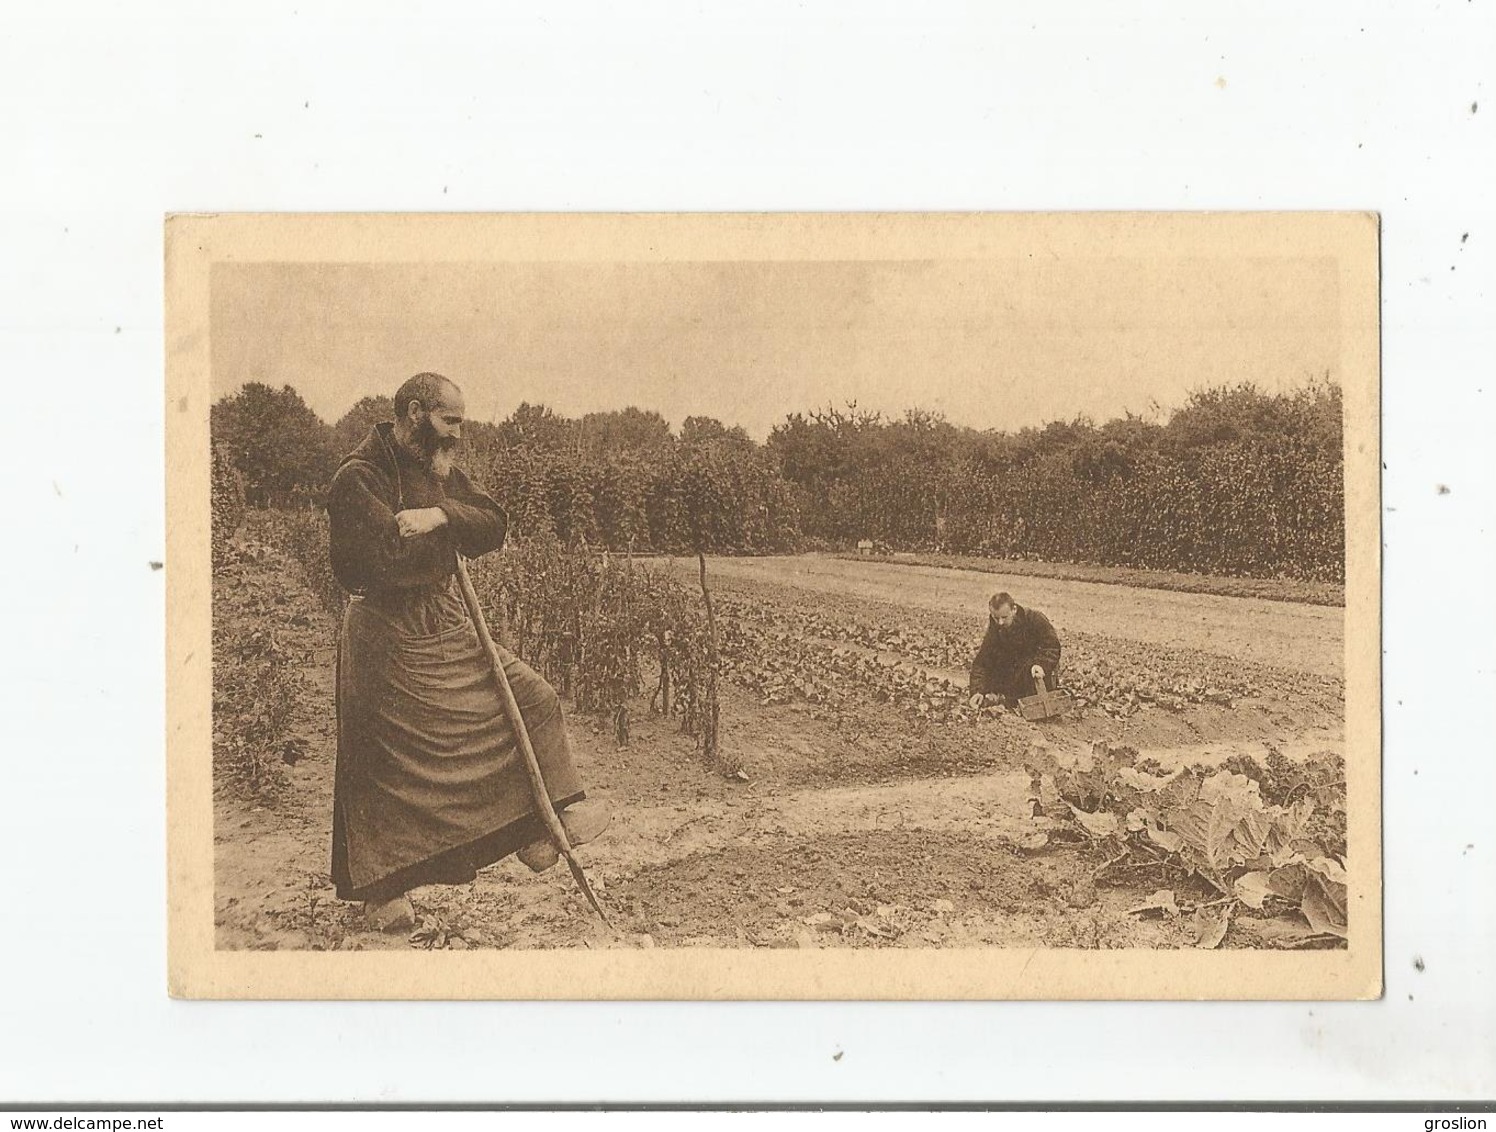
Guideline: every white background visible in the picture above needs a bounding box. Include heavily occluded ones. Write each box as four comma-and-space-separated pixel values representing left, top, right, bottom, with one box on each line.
2, 0, 1493, 1106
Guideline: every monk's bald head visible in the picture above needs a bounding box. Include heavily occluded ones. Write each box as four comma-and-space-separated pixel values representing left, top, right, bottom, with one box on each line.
392, 372, 465, 477
393, 372, 462, 421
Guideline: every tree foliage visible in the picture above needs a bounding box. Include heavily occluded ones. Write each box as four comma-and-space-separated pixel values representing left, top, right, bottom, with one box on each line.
211, 383, 340, 507
579, 407, 674, 455
211, 377, 1344, 581
768, 381, 1344, 582
332, 395, 395, 455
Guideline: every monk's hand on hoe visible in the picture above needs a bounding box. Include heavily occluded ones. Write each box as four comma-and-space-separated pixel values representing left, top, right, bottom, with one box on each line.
1031, 664, 1045, 682
396, 507, 448, 538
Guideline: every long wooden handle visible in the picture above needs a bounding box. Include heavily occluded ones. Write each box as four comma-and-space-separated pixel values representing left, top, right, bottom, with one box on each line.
453, 556, 610, 926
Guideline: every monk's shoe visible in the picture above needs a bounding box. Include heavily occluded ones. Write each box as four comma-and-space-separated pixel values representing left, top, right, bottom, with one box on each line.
364, 893, 416, 933
517, 801, 613, 873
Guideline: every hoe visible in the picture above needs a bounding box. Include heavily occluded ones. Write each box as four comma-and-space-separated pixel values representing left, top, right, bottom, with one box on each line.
455, 554, 612, 930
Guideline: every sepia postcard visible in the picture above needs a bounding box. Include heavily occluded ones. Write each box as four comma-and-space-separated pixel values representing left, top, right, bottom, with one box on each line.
166, 212, 1381, 999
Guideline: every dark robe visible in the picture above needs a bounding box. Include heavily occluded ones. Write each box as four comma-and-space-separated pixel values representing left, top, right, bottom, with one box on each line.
327, 423, 583, 903
968, 604, 1063, 703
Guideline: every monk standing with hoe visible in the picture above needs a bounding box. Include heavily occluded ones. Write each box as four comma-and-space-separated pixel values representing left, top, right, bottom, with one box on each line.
326, 373, 610, 931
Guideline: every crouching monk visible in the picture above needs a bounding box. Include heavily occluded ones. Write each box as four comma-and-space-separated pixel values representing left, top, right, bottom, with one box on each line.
968, 591, 1063, 709
327, 372, 609, 931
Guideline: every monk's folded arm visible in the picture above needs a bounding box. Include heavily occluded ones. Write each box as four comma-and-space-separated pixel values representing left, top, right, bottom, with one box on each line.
437, 468, 509, 559
327, 462, 452, 590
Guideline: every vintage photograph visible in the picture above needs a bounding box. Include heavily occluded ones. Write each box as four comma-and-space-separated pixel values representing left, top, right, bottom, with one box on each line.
167, 213, 1380, 998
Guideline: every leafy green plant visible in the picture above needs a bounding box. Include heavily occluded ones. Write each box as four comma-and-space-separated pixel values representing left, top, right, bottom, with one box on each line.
409, 914, 488, 950
255, 499, 729, 763
211, 443, 246, 572
257, 508, 347, 623
463, 533, 725, 760
211, 543, 309, 800
1026, 743, 1349, 947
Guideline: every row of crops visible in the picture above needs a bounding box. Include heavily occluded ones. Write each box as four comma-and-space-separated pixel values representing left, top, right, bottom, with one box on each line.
255, 507, 730, 765
711, 587, 1345, 727
245, 501, 1341, 763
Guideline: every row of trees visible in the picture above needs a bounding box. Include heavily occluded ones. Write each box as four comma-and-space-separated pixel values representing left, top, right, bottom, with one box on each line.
209, 377, 1344, 580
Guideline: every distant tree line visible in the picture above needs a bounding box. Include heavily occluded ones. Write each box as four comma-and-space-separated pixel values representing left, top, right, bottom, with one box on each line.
766, 381, 1343, 581
209, 377, 1344, 581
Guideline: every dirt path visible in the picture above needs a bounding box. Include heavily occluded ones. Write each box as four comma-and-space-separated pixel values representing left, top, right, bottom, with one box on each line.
665, 555, 1344, 680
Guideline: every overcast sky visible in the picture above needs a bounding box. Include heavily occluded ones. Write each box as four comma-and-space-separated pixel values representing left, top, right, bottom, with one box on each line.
210, 256, 1340, 439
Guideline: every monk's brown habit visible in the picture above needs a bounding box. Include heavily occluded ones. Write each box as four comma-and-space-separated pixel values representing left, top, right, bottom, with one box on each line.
326, 423, 583, 902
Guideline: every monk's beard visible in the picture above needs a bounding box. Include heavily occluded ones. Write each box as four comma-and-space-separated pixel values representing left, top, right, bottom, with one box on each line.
409, 414, 460, 479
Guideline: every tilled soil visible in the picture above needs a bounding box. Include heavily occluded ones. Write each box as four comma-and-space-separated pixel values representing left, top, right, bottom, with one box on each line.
213, 545, 1345, 954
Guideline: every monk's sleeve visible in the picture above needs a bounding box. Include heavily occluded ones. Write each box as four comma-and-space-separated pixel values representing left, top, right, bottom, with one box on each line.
438, 467, 508, 559
327, 461, 452, 591
969, 622, 1001, 694
1031, 610, 1062, 673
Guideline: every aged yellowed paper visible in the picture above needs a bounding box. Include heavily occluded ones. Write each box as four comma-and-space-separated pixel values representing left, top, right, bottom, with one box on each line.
167, 212, 1379, 999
